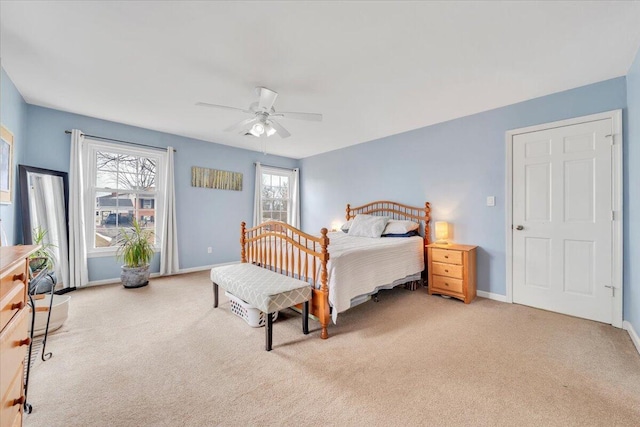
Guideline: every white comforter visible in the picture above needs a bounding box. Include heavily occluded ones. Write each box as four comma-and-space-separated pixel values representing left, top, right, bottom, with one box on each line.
325, 232, 424, 323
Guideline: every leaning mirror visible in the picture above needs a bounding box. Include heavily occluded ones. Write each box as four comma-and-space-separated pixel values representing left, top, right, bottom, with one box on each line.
19, 165, 70, 290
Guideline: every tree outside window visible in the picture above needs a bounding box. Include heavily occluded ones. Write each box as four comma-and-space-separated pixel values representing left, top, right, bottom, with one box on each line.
87, 143, 164, 251
261, 172, 290, 223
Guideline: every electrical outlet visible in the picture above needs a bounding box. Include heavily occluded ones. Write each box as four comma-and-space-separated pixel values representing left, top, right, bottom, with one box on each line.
486, 196, 496, 207
207, 247, 212, 254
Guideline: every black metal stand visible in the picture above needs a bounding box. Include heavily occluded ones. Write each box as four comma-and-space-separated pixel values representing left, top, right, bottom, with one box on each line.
23, 268, 56, 414
23, 293, 36, 415
40, 278, 55, 361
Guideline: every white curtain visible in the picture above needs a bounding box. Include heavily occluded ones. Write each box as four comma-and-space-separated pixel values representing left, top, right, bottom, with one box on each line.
289, 168, 301, 228
160, 146, 179, 275
68, 129, 88, 288
253, 162, 263, 227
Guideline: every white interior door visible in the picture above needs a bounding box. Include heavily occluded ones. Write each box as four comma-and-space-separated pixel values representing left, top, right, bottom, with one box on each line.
512, 118, 615, 324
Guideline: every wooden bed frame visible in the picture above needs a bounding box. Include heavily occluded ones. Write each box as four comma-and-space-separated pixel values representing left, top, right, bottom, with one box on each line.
240, 201, 431, 340
346, 200, 432, 260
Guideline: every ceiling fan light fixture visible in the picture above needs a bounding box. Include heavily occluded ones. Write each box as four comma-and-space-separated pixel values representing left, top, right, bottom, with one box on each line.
250, 122, 265, 137
198, 86, 321, 139
265, 123, 277, 137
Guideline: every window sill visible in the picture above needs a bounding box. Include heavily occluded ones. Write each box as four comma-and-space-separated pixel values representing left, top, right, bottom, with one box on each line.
87, 247, 161, 259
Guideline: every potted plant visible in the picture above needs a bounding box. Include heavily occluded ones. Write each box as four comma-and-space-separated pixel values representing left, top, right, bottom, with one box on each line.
116, 219, 154, 288
29, 226, 56, 273
28, 226, 58, 294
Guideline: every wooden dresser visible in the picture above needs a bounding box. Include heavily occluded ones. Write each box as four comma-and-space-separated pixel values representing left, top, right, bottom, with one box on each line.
426, 243, 477, 304
1, 246, 38, 427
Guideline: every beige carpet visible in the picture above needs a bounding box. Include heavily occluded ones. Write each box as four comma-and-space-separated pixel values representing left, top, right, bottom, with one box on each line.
23, 271, 640, 426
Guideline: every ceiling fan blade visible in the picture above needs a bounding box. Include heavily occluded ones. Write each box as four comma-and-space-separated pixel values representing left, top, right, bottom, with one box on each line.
196, 102, 250, 114
257, 87, 278, 111
269, 120, 291, 138
224, 117, 257, 132
274, 111, 323, 122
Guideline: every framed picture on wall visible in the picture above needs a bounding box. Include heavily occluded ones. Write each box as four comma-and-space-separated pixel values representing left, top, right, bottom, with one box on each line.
0, 125, 14, 204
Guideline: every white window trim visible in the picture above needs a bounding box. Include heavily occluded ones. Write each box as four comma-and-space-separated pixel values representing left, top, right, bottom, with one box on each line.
84, 139, 166, 258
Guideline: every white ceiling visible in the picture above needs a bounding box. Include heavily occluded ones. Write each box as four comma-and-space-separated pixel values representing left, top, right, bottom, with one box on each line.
1, 1, 640, 159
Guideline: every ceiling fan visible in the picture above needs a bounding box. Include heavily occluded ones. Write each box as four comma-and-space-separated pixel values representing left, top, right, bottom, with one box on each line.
196, 87, 322, 139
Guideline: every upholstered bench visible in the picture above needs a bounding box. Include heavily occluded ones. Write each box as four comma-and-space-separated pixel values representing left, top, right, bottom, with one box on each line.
210, 263, 312, 351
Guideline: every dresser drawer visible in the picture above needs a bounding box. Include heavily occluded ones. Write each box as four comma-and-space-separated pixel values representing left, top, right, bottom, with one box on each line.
0, 363, 24, 427
0, 263, 26, 300
431, 262, 463, 279
0, 309, 29, 403
0, 261, 27, 295
431, 275, 463, 294
0, 282, 26, 333
431, 248, 462, 265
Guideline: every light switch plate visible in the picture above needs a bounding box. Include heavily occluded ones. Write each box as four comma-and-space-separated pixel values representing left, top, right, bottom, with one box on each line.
486, 196, 495, 207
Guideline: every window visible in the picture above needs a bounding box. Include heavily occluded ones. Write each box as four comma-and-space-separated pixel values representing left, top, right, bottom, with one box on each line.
261, 169, 291, 223
84, 140, 165, 254
254, 164, 299, 228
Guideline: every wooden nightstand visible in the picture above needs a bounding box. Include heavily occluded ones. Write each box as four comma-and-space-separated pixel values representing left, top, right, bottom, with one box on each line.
426, 243, 477, 303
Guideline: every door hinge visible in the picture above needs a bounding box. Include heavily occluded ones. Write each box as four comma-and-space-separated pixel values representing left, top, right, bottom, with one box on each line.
604, 284, 615, 297
611, 211, 615, 221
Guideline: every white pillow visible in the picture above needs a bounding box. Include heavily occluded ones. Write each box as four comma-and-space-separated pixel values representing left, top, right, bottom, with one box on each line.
340, 220, 353, 233
383, 220, 419, 235
348, 214, 389, 238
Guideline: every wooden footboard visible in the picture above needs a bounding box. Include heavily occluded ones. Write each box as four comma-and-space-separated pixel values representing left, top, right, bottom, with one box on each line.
240, 221, 331, 339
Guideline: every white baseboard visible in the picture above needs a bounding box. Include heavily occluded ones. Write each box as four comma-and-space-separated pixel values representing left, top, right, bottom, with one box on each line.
623, 321, 640, 356
174, 265, 215, 274
84, 261, 240, 287
477, 290, 508, 303
172, 261, 239, 275
83, 278, 120, 288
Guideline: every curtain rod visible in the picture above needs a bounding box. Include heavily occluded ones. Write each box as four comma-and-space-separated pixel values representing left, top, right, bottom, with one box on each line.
64, 130, 176, 152
254, 162, 297, 171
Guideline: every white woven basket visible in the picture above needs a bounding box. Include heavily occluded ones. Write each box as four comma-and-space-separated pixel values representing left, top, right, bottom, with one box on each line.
224, 291, 278, 328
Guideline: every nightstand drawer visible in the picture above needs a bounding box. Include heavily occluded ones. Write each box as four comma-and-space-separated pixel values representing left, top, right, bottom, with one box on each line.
431, 248, 462, 265
431, 275, 463, 294
431, 262, 463, 279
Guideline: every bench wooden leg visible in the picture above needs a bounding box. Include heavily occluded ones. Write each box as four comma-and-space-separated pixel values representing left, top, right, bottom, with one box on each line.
213, 282, 218, 308
302, 301, 309, 335
266, 312, 273, 351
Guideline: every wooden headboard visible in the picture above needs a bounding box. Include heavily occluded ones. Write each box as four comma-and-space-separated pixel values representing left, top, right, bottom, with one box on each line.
345, 200, 432, 245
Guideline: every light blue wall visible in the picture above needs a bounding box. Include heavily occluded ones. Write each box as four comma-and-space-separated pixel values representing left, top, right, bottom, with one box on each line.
626, 47, 640, 333
0, 68, 28, 245
23, 105, 298, 282
301, 77, 627, 299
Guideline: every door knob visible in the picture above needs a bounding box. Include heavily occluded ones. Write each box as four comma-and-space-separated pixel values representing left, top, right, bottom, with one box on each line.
515, 225, 524, 230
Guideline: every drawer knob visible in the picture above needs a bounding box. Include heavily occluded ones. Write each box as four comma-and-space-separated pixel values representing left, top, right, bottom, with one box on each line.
12, 396, 25, 406
12, 273, 25, 282
11, 301, 25, 310
17, 337, 31, 347
444, 269, 449, 273
444, 283, 449, 286
444, 255, 449, 259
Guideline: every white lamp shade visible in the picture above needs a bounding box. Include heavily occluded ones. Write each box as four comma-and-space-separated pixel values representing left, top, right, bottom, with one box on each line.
435, 221, 449, 243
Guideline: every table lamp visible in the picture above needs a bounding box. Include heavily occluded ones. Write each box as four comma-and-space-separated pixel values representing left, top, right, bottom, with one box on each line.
435, 221, 450, 245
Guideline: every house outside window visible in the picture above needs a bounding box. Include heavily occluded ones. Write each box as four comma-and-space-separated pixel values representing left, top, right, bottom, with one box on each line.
84, 140, 165, 254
